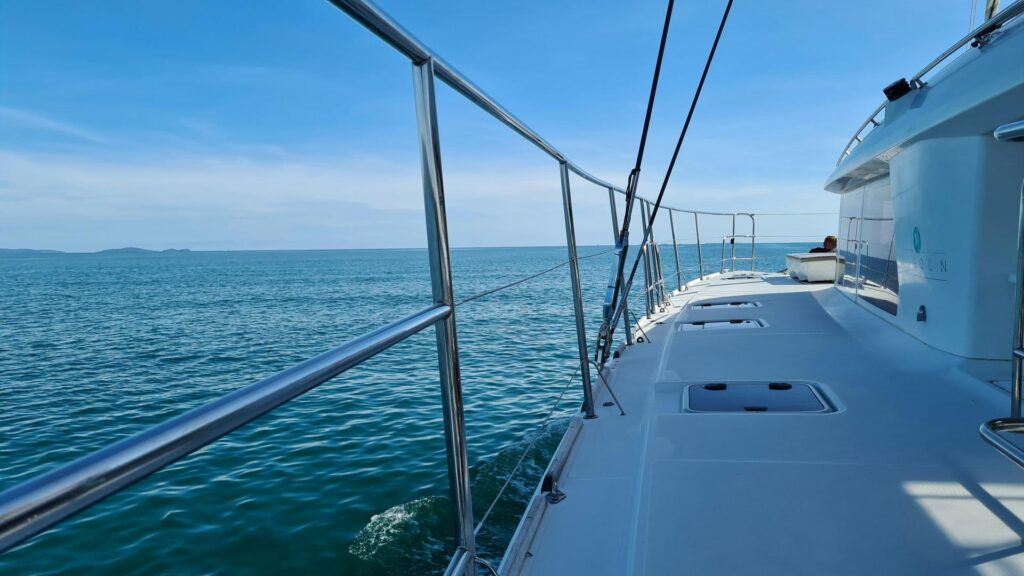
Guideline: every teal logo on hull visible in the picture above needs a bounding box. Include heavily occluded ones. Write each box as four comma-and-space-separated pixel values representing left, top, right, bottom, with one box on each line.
913, 227, 921, 253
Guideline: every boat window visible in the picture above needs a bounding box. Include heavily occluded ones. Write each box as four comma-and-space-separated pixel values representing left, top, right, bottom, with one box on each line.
857, 179, 898, 315
838, 187, 863, 297
837, 178, 898, 316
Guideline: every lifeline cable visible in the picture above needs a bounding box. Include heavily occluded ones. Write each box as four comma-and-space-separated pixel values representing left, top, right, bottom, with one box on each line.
473, 365, 580, 536
455, 248, 614, 307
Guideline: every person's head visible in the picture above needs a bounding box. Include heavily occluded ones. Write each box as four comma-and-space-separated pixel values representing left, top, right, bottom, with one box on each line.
823, 235, 838, 252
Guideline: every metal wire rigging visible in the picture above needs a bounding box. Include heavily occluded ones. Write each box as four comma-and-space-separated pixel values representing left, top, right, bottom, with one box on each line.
609, 0, 735, 347
473, 366, 580, 536
455, 248, 614, 307
597, 0, 678, 365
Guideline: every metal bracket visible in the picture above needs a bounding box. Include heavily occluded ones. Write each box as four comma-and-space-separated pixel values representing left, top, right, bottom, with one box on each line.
541, 474, 567, 504
546, 483, 567, 504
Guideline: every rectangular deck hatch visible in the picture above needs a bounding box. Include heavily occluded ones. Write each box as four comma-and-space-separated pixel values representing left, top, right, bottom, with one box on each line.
692, 301, 759, 310
678, 319, 765, 331
686, 382, 832, 413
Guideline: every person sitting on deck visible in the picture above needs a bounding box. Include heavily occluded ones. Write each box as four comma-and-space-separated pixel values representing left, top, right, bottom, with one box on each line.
809, 235, 837, 253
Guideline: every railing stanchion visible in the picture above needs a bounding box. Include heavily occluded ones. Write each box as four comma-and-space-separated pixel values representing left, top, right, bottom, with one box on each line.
608, 187, 620, 240
655, 206, 667, 303
413, 59, 476, 575
559, 162, 596, 419
608, 189, 633, 346
640, 202, 655, 317
730, 213, 737, 272
669, 209, 682, 292
651, 219, 667, 306
620, 268, 633, 345
749, 214, 757, 272
1013, 180, 1024, 418
646, 202, 664, 307
979, 178, 1024, 469
694, 212, 704, 280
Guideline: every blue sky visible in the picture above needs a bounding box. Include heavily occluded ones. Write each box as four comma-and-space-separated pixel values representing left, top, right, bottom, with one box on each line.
0, 0, 984, 251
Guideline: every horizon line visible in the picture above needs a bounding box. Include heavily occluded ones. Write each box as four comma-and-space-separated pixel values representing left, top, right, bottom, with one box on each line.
0, 240, 819, 255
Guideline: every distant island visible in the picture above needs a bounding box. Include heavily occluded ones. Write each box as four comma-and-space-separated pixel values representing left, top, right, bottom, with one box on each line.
0, 247, 191, 254
0, 248, 65, 254
97, 247, 191, 254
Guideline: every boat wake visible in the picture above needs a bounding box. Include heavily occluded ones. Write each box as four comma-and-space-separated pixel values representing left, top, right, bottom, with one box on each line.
349, 495, 452, 573
350, 418, 570, 573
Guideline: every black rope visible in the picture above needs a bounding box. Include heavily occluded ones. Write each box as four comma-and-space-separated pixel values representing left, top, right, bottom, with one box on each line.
618, 0, 734, 312
628, 0, 676, 202
604, 0, 677, 341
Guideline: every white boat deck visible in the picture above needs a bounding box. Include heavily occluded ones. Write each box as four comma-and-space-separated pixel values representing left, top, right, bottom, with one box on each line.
506, 272, 1024, 575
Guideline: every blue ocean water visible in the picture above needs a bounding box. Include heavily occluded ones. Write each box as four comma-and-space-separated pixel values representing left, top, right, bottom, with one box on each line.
0, 243, 810, 574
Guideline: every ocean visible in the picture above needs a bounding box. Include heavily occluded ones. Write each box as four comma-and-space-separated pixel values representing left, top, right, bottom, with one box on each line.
0, 243, 811, 574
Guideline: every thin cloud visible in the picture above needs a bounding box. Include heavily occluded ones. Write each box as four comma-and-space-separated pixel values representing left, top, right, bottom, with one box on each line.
0, 144, 836, 251
0, 106, 107, 143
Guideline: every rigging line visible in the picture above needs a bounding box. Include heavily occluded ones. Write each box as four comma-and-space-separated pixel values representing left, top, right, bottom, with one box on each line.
455, 248, 614, 306
630, 0, 676, 189
630, 309, 652, 343
615, 0, 733, 324
606, 0, 678, 324
473, 365, 580, 536
589, 360, 625, 416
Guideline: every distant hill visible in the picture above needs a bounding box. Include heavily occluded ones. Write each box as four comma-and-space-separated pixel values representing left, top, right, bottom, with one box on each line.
0, 247, 191, 254
97, 247, 192, 254
0, 248, 65, 254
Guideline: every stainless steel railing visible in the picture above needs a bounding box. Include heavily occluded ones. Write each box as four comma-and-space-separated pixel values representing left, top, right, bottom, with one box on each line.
0, 1, 837, 572
980, 121, 1024, 470
625, 209, 834, 319
720, 235, 756, 273
836, 0, 1024, 166
0, 1, 612, 571
0, 304, 451, 553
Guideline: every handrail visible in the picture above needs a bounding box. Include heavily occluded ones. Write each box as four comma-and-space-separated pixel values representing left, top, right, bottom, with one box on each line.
0, 0, 844, 570
1, 0, 617, 568
328, 0, 827, 220
0, 304, 450, 553
326, 0, 623, 197
326, 1, 760, 217
979, 170, 1024, 469
981, 419, 1024, 468
836, 0, 1024, 166
995, 120, 1024, 142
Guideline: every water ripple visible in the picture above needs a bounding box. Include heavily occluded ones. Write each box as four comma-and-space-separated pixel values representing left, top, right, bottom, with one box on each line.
0, 245, 803, 574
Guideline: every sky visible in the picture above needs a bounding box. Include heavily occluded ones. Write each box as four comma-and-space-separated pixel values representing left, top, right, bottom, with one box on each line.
0, 0, 989, 251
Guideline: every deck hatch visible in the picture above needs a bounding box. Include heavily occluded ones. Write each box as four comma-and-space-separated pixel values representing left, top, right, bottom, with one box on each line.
686, 382, 832, 413
692, 301, 760, 309
678, 319, 765, 331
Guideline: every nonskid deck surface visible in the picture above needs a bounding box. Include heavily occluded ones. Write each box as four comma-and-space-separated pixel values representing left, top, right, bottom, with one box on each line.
509, 272, 1024, 575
